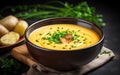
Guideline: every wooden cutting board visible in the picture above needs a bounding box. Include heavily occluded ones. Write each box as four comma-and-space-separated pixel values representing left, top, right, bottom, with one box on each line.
11, 44, 38, 67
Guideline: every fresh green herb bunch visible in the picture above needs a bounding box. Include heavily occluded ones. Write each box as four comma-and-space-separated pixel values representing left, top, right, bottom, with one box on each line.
0, 58, 24, 75
0, 1, 106, 27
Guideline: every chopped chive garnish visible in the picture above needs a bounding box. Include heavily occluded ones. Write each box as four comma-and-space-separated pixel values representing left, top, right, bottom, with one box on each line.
41, 28, 80, 44
39, 33, 42, 35
74, 41, 77, 44
77, 39, 80, 42
62, 47, 65, 49
83, 33, 86, 35
50, 28, 52, 30
71, 45, 74, 48
89, 41, 92, 43
36, 39, 39, 42
53, 46, 56, 48
57, 27, 60, 29
100, 51, 111, 55
47, 43, 51, 45
47, 32, 51, 35
43, 42, 45, 44
65, 45, 67, 47
81, 36, 84, 38
83, 38, 87, 41
42, 37, 46, 40
57, 29, 60, 32
72, 30, 75, 32
78, 30, 80, 32
71, 45, 76, 48
96, 56, 99, 58
83, 42, 86, 44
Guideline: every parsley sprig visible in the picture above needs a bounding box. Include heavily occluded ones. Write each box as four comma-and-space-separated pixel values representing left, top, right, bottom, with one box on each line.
0, 1, 106, 27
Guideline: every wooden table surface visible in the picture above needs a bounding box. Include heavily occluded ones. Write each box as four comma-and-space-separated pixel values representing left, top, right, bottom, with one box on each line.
0, 0, 120, 75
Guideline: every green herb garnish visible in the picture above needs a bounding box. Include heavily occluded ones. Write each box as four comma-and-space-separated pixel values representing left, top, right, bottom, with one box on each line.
62, 47, 66, 49
100, 50, 111, 56
97, 50, 111, 58
39, 33, 42, 35
0, 58, 24, 75
51, 31, 67, 44
42, 29, 80, 44
0, 1, 106, 27
53, 46, 56, 48
35, 39, 39, 42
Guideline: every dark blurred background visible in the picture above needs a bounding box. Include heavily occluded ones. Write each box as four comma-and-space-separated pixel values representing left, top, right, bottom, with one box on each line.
0, 0, 119, 18
0, 0, 119, 20
0, 0, 119, 11
0, 0, 120, 75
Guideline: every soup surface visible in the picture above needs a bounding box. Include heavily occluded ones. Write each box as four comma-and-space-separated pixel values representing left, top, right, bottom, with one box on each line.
28, 24, 100, 50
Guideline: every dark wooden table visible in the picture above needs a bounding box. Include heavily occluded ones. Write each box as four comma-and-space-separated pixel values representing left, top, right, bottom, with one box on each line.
0, 0, 120, 75
87, 1, 120, 75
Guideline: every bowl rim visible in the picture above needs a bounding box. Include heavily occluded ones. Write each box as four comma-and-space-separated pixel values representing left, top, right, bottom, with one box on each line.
25, 17, 104, 52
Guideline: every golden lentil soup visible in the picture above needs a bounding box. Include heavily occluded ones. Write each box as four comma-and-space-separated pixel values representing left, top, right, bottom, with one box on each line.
28, 24, 100, 50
